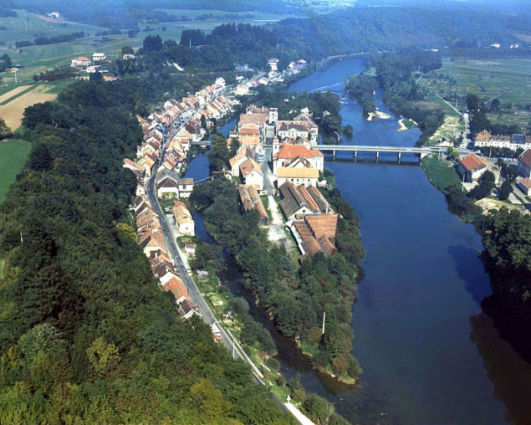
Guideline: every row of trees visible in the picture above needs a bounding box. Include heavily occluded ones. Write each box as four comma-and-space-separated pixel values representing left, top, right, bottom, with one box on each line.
15, 31, 85, 48
190, 178, 365, 381
0, 78, 293, 424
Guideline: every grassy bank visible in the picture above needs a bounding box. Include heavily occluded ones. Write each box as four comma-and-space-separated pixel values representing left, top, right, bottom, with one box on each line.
0, 139, 31, 203
421, 155, 461, 193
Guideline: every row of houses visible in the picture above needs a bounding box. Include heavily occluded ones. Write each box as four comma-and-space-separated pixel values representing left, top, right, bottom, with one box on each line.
132, 196, 200, 320
124, 78, 233, 198
474, 130, 531, 151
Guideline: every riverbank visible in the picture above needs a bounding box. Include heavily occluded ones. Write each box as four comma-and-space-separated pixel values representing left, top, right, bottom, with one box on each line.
397, 118, 417, 131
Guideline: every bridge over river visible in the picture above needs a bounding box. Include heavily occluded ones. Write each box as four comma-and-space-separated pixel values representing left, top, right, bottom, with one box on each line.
313, 144, 470, 161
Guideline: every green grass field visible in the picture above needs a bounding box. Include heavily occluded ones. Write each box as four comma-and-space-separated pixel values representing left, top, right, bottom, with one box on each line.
421, 155, 461, 193
0, 139, 31, 203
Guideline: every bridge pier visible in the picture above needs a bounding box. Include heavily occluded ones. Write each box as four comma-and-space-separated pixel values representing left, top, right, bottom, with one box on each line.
376, 151, 379, 161
332, 150, 336, 160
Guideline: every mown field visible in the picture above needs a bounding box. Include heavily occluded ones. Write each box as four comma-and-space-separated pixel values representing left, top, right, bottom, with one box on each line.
0, 139, 31, 203
421, 58, 531, 130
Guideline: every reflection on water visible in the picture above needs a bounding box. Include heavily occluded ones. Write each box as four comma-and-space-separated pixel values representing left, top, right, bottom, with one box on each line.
470, 311, 531, 425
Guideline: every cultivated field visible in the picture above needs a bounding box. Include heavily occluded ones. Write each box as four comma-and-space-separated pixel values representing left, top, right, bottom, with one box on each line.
0, 138, 31, 204
0, 85, 57, 131
420, 58, 531, 130
0, 85, 33, 103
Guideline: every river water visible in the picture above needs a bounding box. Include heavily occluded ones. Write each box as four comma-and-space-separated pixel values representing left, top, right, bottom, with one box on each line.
186, 59, 531, 425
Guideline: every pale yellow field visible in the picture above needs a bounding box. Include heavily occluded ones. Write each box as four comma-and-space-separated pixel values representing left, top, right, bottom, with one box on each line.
0, 85, 33, 104
0, 87, 57, 131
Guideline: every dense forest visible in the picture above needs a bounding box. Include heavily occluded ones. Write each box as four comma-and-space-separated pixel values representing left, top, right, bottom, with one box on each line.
0, 79, 292, 424
190, 173, 365, 383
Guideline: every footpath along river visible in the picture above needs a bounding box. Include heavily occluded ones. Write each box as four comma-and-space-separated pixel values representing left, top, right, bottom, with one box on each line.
186, 58, 531, 424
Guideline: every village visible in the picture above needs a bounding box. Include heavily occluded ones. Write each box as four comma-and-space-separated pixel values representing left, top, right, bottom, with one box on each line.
451, 130, 531, 209
121, 57, 332, 327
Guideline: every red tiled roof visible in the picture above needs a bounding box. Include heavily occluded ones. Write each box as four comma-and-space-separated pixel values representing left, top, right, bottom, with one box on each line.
163, 277, 190, 302
275, 144, 323, 159
475, 131, 491, 142
460, 153, 489, 172
519, 149, 531, 167
519, 178, 531, 189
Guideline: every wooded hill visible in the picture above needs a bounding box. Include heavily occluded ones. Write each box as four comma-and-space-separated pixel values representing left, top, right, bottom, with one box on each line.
0, 78, 293, 425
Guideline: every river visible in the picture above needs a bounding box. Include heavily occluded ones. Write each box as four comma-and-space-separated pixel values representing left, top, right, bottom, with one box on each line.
186, 58, 531, 424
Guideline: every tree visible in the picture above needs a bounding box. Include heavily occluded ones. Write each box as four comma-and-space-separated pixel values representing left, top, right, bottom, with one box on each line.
302, 394, 334, 424
86, 337, 121, 377
466, 93, 480, 113
230, 137, 240, 156
469, 170, 495, 200
190, 379, 231, 419
0, 117, 11, 139
29, 144, 53, 171
89, 71, 103, 82
19, 323, 62, 358
200, 114, 208, 129
342, 124, 354, 138
121, 45, 134, 55
1, 53, 11, 70
451, 150, 460, 160
499, 180, 513, 201
233, 297, 250, 315
208, 134, 231, 173
143, 35, 163, 52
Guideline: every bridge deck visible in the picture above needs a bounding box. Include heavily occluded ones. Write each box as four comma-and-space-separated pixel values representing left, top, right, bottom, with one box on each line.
312, 145, 446, 154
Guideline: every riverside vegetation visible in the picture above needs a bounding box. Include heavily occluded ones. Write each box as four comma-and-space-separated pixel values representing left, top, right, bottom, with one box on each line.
190, 140, 365, 383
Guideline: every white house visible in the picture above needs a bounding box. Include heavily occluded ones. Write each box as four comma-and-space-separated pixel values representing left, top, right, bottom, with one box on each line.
86, 65, 103, 73
71, 57, 91, 67
236, 84, 250, 95
240, 158, 264, 191
178, 178, 194, 199
273, 144, 324, 174
173, 201, 195, 236
457, 153, 492, 182
157, 175, 180, 199
93, 53, 107, 61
